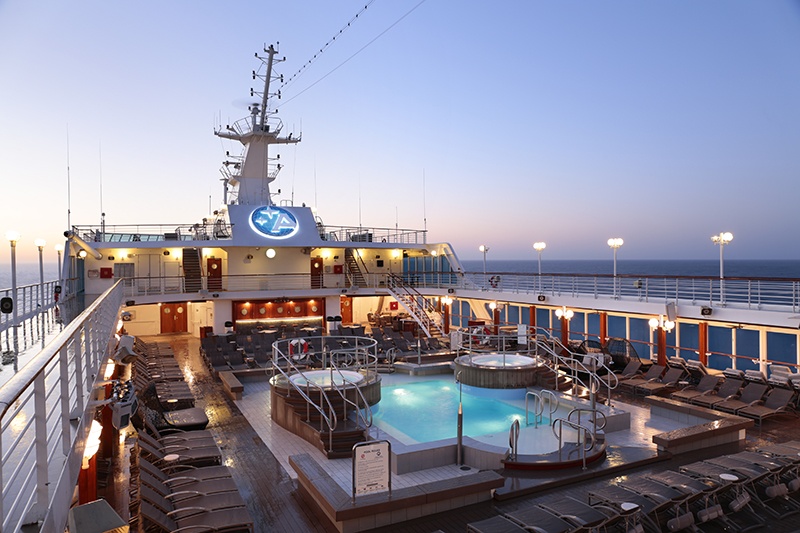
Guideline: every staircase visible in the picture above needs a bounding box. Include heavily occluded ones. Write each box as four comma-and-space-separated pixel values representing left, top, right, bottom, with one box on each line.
182, 248, 203, 292
387, 278, 445, 338
344, 248, 367, 288
271, 383, 369, 458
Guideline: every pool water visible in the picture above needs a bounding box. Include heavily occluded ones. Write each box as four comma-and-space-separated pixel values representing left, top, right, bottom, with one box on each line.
368, 380, 540, 444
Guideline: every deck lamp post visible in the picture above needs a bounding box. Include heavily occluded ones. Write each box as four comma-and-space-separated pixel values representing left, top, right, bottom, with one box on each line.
442, 295, 453, 334
479, 244, 489, 289
55, 243, 64, 282
533, 242, 546, 293
607, 238, 624, 299
35, 239, 46, 348
649, 315, 675, 366
6, 231, 20, 372
555, 306, 574, 346
711, 232, 733, 305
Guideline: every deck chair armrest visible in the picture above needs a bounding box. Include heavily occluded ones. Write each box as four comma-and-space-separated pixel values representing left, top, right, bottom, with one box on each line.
165, 489, 206, 500
746, 399, 763, 407
164, 474, 204, 485
167, 506, 212, 519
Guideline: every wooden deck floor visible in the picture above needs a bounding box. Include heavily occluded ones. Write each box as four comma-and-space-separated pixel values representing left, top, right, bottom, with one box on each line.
124, 333, 800, 533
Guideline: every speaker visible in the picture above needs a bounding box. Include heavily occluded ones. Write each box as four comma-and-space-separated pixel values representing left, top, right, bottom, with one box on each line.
701, 306, 713, 316
447, 288, 455, 294
665, 302, 677, 322
537, 294, 546, 302
0, 297, 12, 314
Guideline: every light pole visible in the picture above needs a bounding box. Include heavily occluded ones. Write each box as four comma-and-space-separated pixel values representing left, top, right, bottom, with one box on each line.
533, 242, 546, 293
607, 238, 624, 298
55, 243, 64, 283
35, 239, 46, 348
479, 244, 489, 289
6, 231, 20, 372
648, 315, 675, 366
711, 232, 733, 305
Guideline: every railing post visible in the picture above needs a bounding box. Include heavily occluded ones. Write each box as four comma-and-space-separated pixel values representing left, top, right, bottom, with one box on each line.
27, 372, 50, 524
60, 344, 72, 455
73, 330, 86, 417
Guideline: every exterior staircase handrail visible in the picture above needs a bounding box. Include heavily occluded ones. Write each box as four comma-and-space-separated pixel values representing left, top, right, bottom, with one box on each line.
326, 358, 374, 431
536, 337, 615, 402
386, 274, 445, 338
272, 344, 338, 451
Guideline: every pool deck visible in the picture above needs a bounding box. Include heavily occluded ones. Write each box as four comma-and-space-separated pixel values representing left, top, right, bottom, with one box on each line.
122, 334, 800, 533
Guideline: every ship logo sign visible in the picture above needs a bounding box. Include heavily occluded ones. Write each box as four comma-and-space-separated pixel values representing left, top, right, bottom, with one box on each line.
250, 206, 299, 239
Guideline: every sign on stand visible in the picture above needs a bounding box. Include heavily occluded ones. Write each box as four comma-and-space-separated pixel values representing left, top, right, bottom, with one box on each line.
352, 440, 391, 501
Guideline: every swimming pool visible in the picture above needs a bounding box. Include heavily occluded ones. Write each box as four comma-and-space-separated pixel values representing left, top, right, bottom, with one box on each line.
368, 379, 539, 444
289, 370, 364, 388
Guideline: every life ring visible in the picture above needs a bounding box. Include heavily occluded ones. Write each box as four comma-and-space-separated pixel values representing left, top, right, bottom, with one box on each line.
289, 338, 309, 356
489, 275, 500, 288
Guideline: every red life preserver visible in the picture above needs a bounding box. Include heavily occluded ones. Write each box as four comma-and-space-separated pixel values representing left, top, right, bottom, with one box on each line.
489, 275, 500, 288
289, 338, 309, 355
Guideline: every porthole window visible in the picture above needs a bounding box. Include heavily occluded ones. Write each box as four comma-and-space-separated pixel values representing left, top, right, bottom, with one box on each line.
311, 305, 318, 312
294, 306, 301, 313
277, 306, 284, 314
177, 306, 184, 314
164, 307, 171, 314
259, 307, 266, 315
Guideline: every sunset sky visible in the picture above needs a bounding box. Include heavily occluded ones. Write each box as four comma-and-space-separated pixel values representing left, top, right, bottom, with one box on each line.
1, 0, 799, 264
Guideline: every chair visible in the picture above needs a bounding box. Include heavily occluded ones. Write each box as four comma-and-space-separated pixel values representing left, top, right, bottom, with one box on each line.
503, 505, 576, 533
537, 496, 618, 531
617, 364, 665, 392
139, 479, 246, 511
738, 387, 797, 425
690, 378, 744, 409
139, 456, 235, 487
634, 366, 686, 396
466, 515, 528, 533
138, 500, 253, 533
713, 382, 769, 414
138, 436, 222, 468
144, 419, 215, 446
670, 374, 722, 403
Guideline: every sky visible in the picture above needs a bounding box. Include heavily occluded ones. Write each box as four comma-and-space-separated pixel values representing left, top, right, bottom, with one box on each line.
1, 0, 799, 264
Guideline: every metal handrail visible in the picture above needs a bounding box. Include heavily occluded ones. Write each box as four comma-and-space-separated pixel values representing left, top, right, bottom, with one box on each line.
537, 338, 612, 397
567, 407, 608, 435
508, 419, 520, 460
271, 343, 338, 450
525, 390, 559, 427
0, 280, 123, 533
551, 418, 596, 470
325, 358, 374, 431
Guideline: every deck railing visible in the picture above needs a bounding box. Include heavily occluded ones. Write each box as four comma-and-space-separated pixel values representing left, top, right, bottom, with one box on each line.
118, 270, 800, 315
0, 281, 123, 533
0, 280, 62, 359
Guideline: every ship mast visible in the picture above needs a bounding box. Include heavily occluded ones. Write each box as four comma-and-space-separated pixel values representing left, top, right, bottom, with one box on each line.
216, 44, 300, 206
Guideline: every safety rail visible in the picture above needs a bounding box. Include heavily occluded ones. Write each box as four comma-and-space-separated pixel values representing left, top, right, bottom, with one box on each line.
325, 358, 374, 433
271, 341, 338, 452
525, 389, 559, 428
536, 337, 615, 402
0, 281, 124, 533
320, 225, 427, 245
71, 221, 233, 243
551, 418, 596, 470
0, 280, 62, 357
386, 274, 444, 338
508, 419, 520, 460
567, 407, 607, 436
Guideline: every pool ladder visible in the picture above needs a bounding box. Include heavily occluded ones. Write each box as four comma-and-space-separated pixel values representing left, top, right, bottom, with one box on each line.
525, 390, 559, 427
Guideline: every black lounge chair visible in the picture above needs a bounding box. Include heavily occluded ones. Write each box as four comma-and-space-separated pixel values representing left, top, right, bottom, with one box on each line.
537, 496, 618, 531
670, 374, 722, 403
691, 377, 744, 409
634, 366, 686, 396
587, 483, 669, 532
503, 504, 576, 533
466, 515, 528, 533
617, 364, 665, 393
139, 457, 236, 488
138, 500, 253, 533
617, 476, 699, 530
140, 426, 216, 450
139, 479, 246, 512
713, 382, 769, 414
138, 436, 222, 468
738, 387, 797, 425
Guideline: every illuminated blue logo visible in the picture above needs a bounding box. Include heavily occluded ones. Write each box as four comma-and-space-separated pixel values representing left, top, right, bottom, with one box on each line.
250, 206, 299, 239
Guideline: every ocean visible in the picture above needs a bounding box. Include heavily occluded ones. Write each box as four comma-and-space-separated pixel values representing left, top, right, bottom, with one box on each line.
459, 259, 800, 279
2, 259, 800, 292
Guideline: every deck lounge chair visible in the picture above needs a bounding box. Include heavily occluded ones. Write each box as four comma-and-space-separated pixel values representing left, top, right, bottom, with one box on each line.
139, 479, 246, 511
537, 496, 618, 531
644, 470, 732, 527
139, 457, 235, 487
679, 460, 765, 528
633, 366, 686, 396
142, 423, 216, 448
713, 382, 769, 414
138, 436, 222, 468
503, 505, 576, 533
466, 515, 528, 532
738, 388, 797, 425
587, 484, 669, 532
690, 378, 744, 409
138, 500, 253, 533
617, 476, 698, 530
670, 374, 722, 403
617, 364, 665, 393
